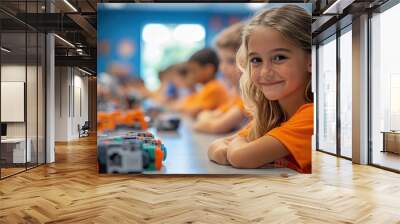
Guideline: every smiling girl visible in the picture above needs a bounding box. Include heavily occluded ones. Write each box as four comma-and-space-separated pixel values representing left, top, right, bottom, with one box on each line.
207, 5, 313, 173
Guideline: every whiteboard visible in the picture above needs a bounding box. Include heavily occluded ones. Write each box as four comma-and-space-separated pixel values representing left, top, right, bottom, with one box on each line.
1, 82, 25, 122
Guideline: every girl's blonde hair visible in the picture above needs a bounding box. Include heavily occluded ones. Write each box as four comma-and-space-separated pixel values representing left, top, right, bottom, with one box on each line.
237, 5, 312, 140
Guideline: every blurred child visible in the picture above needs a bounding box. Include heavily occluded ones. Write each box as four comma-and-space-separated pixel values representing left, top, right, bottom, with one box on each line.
194, 22, 247, 134
151, 65, 176, 103
127, 76, 152, 99
167, 63, 195, 100
158, 63, 195, 110
178, 48, 229, 117
208, 5, 313, 173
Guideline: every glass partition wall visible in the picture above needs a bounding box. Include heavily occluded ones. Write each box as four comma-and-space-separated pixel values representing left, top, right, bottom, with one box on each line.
317, 35, 337, 155
339, 26, 352, 159
316, 25, 353, 159
370, 2, 400, 172
0, 1, 46, 179
316, 0, 400, 172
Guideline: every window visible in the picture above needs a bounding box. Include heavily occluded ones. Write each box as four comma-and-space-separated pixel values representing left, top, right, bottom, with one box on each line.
339, 27, 352, 158
317, 35, 337, 154
141, 23, 205, 91
370, 3, 400, 171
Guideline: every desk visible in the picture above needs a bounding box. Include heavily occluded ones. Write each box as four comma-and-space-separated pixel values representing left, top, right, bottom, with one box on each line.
1, 138, 31, 163
141, 117, 296, 175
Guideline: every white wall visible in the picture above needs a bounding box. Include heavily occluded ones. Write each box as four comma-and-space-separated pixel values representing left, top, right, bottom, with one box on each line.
1, 65, 26, 81
72, 73, 89, 138
55, 67, 89, 141
1, 65, 26, 139
55, 66, 68, 141
1, 64, 46, 164
1, 65, 40, 138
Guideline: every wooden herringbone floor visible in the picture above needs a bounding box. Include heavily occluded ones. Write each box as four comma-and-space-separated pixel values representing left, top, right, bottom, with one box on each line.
1, 136, 400, 224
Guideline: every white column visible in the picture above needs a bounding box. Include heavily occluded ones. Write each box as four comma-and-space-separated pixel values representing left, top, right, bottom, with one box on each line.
46, 33, 55, 163
352, 14, 369, 164
45, 1, 55, 163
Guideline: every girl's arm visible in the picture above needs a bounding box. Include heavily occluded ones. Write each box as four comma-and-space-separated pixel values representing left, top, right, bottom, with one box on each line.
207, 134, 238, 165
184, 106, 203, 118
226, 135, 289, 169
196, 110, 221, 122
194, 107, 245, 134
201, 109, 224, 121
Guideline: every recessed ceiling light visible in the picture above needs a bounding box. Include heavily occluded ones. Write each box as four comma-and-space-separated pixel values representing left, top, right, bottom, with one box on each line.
1, 47, 11, 53
323, 0, 353, 15
63, 0, 78, 12
78, 67, 92, 76
54, 34, 75, 48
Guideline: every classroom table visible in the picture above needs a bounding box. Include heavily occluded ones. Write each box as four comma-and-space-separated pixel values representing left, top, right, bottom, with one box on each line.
142, 117, 297, 176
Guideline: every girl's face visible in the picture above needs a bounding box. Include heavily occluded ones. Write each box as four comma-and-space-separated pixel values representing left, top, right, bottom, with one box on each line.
247, 26, 311, 101
217, 48, 241, 86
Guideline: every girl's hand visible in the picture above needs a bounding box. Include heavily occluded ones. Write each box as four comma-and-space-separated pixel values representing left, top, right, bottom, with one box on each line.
197, 110, 213, 121
193, 119, 207, 131
197, 110, 223, 122
208, 138, 230, 165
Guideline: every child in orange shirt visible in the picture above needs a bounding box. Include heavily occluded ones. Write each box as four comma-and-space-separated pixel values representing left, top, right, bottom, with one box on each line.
208, 5, 313, 173
179, 48, 229, 117
194, 22, 248, 134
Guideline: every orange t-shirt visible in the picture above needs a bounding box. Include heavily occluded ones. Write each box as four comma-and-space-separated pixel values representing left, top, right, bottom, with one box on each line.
236, 103, 313, 173
182, 93, 198, 108
235, 97, 245, 112
237, 121, 253, 137
217, 94, 243, 113
186, 79, 229, 111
